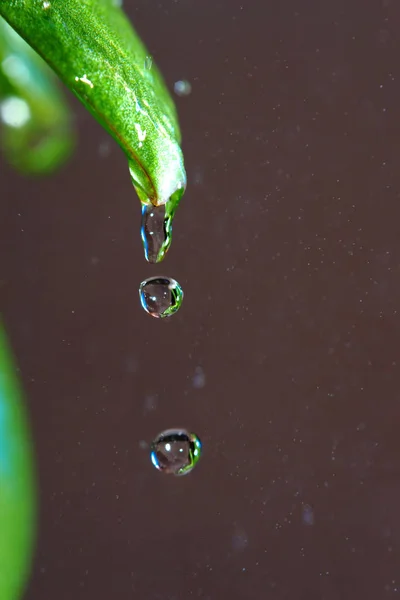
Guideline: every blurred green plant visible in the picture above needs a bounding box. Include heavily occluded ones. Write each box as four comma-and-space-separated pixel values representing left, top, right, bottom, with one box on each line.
0, 17, 75, 174
0, 323, 36, 600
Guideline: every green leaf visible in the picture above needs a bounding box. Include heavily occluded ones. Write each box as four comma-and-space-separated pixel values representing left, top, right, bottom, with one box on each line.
0, 1, 187, 234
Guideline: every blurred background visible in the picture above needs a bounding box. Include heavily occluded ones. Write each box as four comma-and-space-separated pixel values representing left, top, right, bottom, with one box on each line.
2, 0, 400, 598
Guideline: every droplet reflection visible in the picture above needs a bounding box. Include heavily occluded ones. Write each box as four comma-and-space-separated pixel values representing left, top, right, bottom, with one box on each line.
150, 429, 202, 476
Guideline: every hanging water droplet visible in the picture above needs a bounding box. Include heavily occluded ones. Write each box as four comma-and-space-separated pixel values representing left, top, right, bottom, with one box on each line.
150, 429, 202, 475
141, 204, 172, 263
144, 55, 153, 70
139, 276, 183, 318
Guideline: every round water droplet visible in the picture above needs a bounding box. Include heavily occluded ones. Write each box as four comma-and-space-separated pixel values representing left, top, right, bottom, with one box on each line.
174, 80, 192, 97
139, 277, 183, 318
150, 429, 202, 475
144, 55, 153, 70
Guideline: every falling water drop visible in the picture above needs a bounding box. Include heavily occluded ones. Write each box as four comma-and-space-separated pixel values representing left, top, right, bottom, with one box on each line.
141, 204, 172, 263
139, 276, 183, 318
150, 429, 202, 475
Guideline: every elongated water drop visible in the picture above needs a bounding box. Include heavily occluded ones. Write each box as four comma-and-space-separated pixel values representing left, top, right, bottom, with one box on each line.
139, 276, 183, 318
150, 429, 202, 476
141, 204, 172, 263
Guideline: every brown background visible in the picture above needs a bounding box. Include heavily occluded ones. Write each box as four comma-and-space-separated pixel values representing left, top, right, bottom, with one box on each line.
2, 0, 400, 598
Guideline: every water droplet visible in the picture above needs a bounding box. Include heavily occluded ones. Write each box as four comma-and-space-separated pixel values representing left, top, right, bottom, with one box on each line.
139, 277, 183, 318
143, 394, 157, 413
174, 80, 192, 97
192, 366, 206, 389
150, 429, 202, 475
144, 55, 153, 70
141, 204, 172, 263
42, 1, 51, 8
302, 504, 315, 525
232, 526, 249, 551
98, 140, 111, 157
